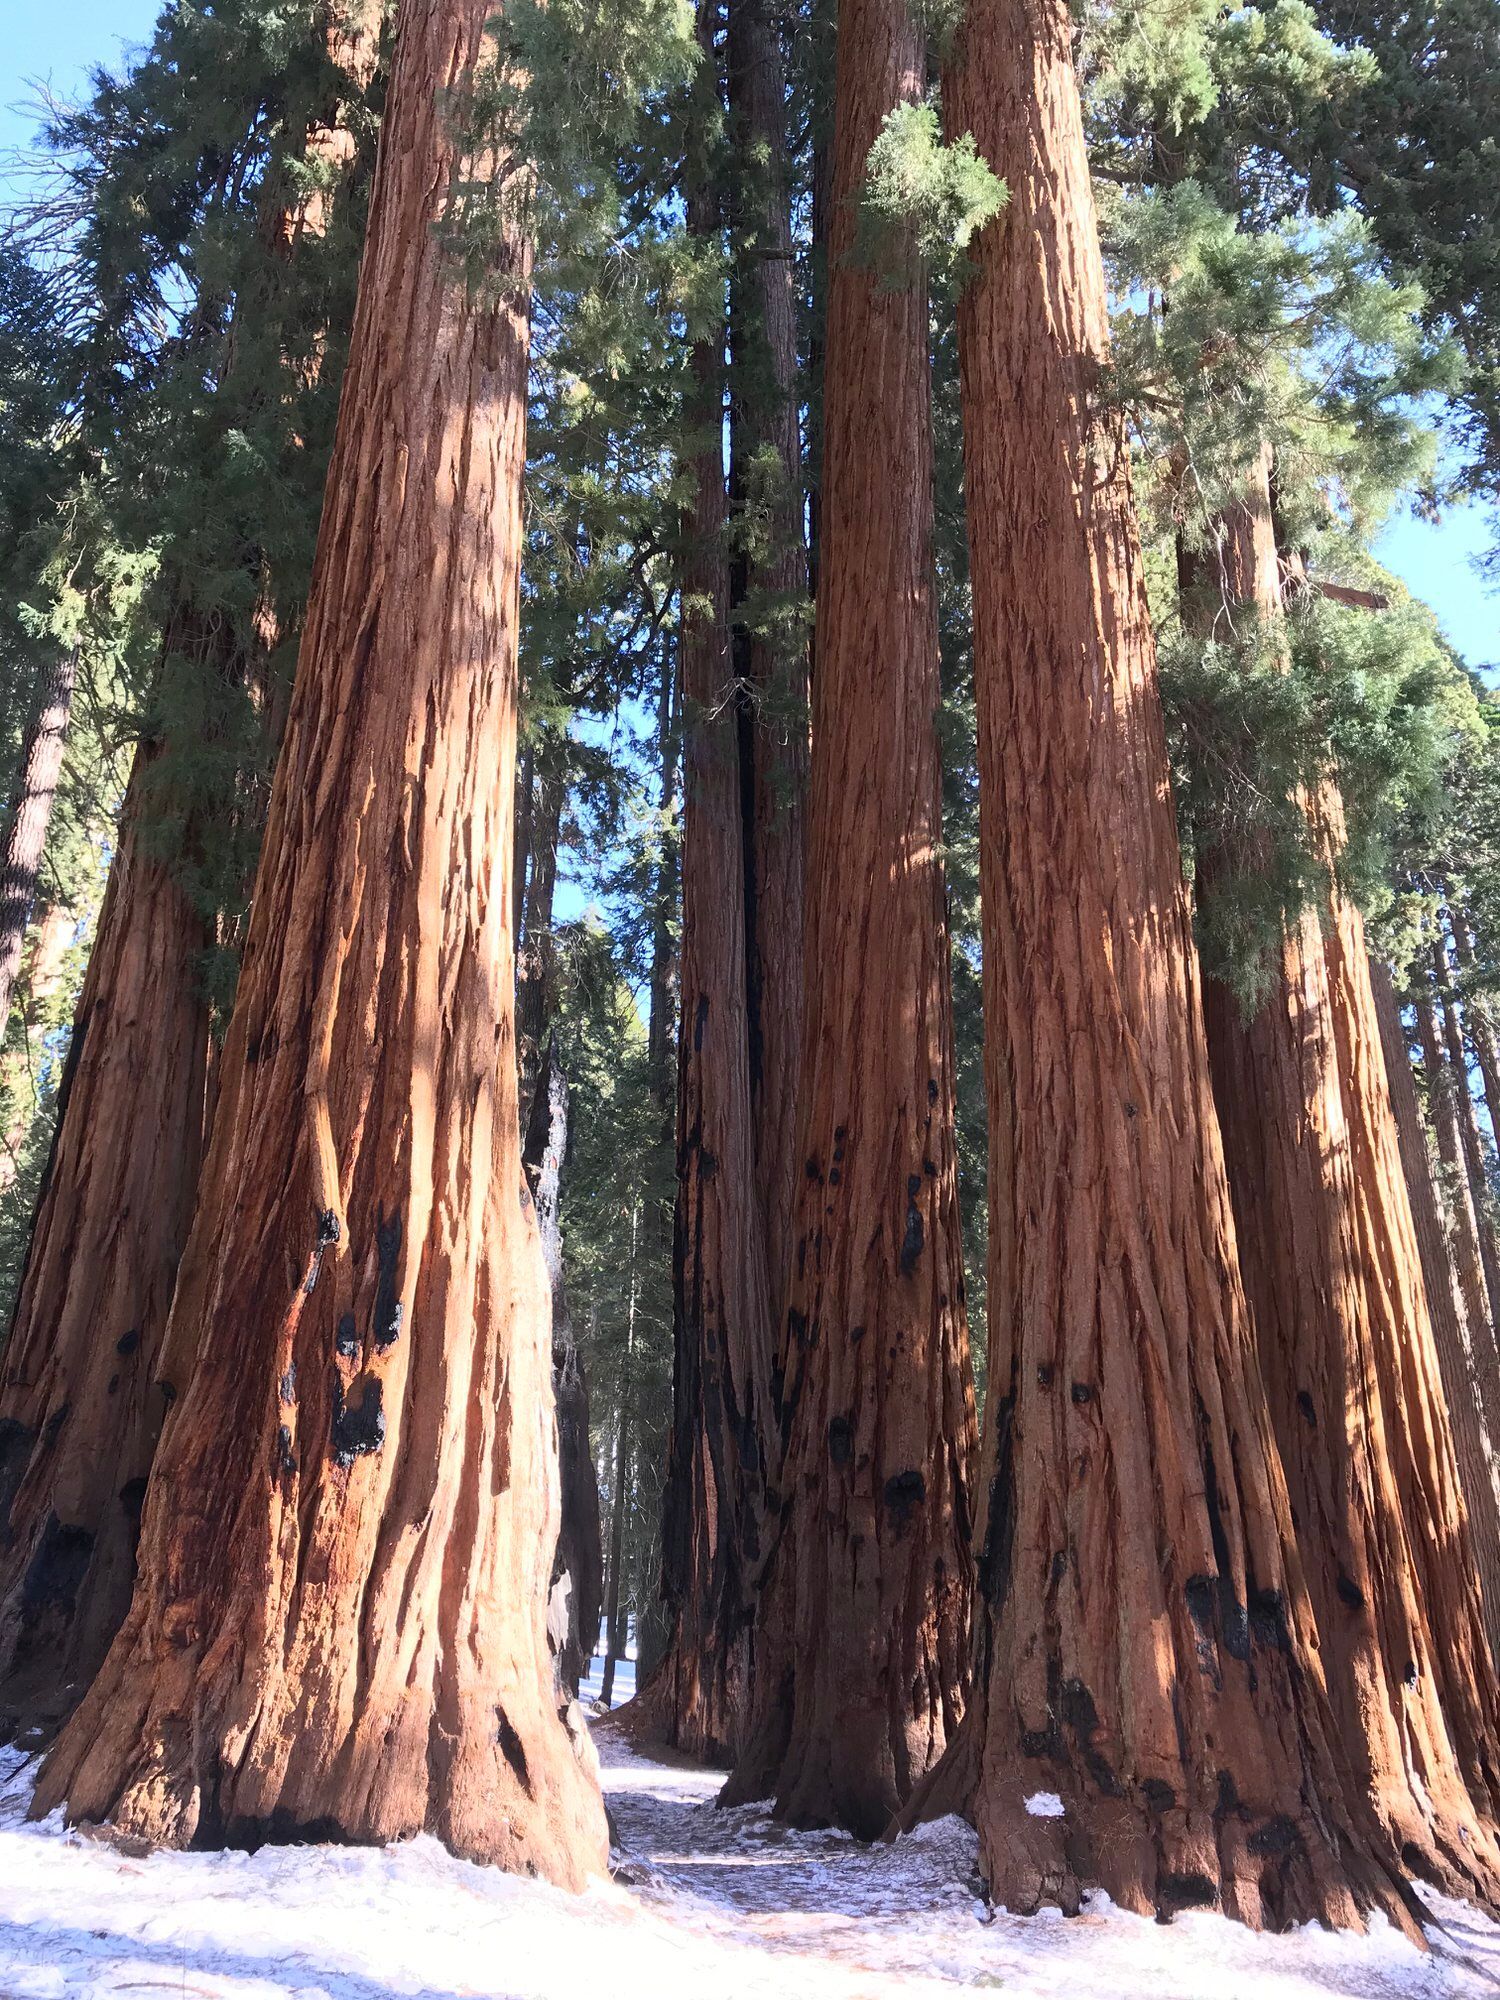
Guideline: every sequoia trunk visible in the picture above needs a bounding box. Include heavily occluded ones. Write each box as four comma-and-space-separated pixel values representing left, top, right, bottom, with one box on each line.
34, 0, 609, 1884
724, 0, 978, 1837
932, 0, 1418, 1927
1191, 455, 1500, 1896
728, 0, 809, 1325
1372, 953, 1500, 1659
651, 4, 777, 1761
0, 749, 209, 1740
0, 648, 77, 1036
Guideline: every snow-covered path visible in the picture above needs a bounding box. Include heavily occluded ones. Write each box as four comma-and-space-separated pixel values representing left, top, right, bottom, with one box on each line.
3, 1722, 1500, 1998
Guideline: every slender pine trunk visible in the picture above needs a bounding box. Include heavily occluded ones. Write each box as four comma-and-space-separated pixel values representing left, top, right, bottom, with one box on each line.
0, 649, 77, 1036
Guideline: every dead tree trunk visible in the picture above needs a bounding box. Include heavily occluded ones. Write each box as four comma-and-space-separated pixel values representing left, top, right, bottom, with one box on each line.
34, 0, 609, 1884
728, 0, 808, 1327
524, 1040, 603, 1700
723, 0, 978, 1838
928, 0, 1420, 1929
650, 2, 776, 1763
0, 649, 77, 1036
1372, 953, 1500, 1661
0, 747, 210, 1742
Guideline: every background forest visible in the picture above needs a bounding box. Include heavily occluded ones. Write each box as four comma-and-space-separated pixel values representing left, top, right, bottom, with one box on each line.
2, 0, 1500, 1957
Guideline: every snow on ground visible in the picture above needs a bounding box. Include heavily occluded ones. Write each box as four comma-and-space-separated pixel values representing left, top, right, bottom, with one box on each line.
3, 1725, 1500, 2000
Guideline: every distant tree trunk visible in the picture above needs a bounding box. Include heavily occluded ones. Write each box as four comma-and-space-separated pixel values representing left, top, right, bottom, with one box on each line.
513, 739, 535, 945
34, 0, 609, 1884
649, 4, 776, 1761
1415, 976, 1497, 1346
1188, 451, 1500, 1897
1372, 953, 1500, 1660
924, 0, 1417, 1929
525, 1040, 603, 1699
0, 746, 210, 1742
1452, 902, 1500, 1153
0, 649, 77, 1036
728, 0, 809, 1325
646, 648, 681, 1127
1433, 925, 1500, 1310
723, 0, 977, 1838
516, 756, 564, 1102
601, 1215, 638, 1710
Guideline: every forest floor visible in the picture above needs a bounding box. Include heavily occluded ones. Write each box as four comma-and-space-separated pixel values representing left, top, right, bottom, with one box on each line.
4, 1719, 1500, 1998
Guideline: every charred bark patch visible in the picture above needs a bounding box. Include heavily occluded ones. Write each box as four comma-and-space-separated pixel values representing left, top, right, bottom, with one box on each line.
373, 1210, 403, 1349
1295, 1390, 1316, 1428
1158, 1871, 1218, 1917
883, 1468, 926, 1532
0, 1418, 37, 1527
21, 1515, 94, 1614
828, 1416, 854, 1466
978, 1394, 1016, 1607
496, 1706, 534, 1796
335, 1314, 359, 1359
115, 1329, 141, 1357
899, 1199, 924, 1276
1336, 1570, 1366, 1610
331, 1373, 385, 1466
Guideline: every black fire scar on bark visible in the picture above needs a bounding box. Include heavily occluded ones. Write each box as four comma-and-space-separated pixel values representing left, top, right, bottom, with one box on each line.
373, 1208, 404, 1350
883, 1467, 926, 1532
899, 1177, 924, 1276
331, 1373, 385, 1467
305, 1207, 342, 1295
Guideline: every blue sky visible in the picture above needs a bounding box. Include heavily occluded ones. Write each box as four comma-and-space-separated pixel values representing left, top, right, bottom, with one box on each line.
4, 1, 1498, 677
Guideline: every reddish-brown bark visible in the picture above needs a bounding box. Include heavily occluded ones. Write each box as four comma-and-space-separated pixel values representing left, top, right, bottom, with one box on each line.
650, 7, 777, 1762
0, 747, 210, 1741
927, 0, 1418, 1928
0, 5, 383, 1749
1187, 456, 1500, 1898
0, 648, 77, 1036
728, 0, 808, 1327
1372, 953, 1500, 1661
723, 0, 977, 1838
33, 0, 608, 1883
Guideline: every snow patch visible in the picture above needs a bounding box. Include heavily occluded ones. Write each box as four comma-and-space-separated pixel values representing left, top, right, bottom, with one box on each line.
1025, 1791, 1067, 1819
2, 1735, 1499, 1997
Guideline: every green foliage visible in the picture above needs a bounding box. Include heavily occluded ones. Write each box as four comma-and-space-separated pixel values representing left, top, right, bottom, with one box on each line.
856, 99, 1006, 290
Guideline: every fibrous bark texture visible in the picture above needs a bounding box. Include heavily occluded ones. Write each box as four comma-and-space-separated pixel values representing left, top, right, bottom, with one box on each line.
0, 748, 209, 1741
932, 0, 1415, 1929
1190, 458, 1500, 1898
1372, 953, 1500, 1663
34, 0, 608, 1886
0, 648, 77, 1036
724, 0, 977, 1838
728, 0, 809, 1330
652, 10, 777, 1762
524, 1041, 603, 1699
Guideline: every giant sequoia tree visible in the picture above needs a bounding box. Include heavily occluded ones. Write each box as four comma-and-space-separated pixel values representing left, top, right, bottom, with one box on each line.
724, 0, 978, 1836
652, 3, 777, 1761
924, 0, 1419, 1927
0, 1, 381, 1741
34, 0, 608, 1882
1189, 460, 1500, 1899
